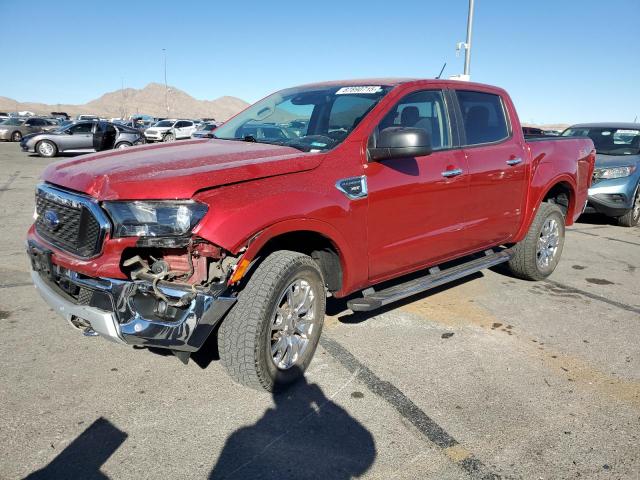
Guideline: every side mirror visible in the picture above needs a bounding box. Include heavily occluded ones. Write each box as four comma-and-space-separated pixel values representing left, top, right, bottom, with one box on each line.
368, 127, 432, 162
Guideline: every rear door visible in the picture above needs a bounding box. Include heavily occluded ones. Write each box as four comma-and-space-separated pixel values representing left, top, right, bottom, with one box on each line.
452, 89, 528, 248
366, 89, 470, 281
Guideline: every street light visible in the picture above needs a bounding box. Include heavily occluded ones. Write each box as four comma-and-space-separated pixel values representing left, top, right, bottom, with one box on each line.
453, 0, 475, 81
162, 48, 169, 115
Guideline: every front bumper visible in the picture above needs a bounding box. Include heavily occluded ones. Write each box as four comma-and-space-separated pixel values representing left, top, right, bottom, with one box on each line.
30, 261, 236, 352
586, 175, 639, 217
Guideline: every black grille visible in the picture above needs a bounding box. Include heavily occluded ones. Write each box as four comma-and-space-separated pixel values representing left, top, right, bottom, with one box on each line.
35, 188, 104, 257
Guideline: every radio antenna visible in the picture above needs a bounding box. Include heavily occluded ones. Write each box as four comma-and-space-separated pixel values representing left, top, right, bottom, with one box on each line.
436, 62, 447, 79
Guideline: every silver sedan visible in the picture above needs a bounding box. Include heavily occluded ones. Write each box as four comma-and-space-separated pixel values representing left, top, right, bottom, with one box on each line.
20, 121, 145, 157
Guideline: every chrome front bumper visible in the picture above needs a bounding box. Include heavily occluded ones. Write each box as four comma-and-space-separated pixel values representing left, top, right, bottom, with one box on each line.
31, 269, 236, 352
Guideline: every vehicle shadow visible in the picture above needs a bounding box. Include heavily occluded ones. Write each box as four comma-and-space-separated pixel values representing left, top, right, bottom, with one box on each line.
209, 369, 376, 479
23, 417, 127, 480
575, 212, 619, 226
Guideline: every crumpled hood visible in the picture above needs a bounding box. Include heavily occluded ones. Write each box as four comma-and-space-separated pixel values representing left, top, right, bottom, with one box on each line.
42, 139, 321, 200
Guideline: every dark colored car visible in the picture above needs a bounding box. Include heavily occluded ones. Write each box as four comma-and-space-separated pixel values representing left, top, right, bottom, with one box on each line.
20, 121, 145, 157
562, 123, 640, 226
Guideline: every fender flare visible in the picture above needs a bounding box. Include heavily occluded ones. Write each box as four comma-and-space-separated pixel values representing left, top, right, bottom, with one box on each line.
229, 218, 358, 297
515, 173, 577, 240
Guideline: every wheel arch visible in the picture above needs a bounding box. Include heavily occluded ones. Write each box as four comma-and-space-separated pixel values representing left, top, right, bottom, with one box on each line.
515, 175, 577, 242
230, 220, 356, 297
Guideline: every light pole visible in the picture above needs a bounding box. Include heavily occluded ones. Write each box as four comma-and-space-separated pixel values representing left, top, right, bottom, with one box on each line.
162, 48, 169, 115
463, 0, 474, 77
454, 0, 475, 81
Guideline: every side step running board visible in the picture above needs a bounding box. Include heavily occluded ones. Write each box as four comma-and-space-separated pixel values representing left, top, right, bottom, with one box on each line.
347, 248, 513, 312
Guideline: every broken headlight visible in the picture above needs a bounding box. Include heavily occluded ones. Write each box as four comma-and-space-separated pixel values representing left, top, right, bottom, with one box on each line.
103, 200, 208, 237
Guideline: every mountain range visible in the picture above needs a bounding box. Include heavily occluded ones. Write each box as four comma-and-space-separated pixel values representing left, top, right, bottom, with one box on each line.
0, 83, 249, 120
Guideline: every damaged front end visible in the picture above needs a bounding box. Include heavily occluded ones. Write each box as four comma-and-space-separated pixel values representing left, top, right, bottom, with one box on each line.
28, 184, 244, 362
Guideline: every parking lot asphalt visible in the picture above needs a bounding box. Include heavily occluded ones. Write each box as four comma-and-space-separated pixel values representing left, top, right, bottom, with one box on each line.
0, 141, 638, 480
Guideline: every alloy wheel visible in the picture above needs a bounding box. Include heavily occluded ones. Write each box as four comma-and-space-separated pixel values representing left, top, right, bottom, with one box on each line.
536, 217, 560, 269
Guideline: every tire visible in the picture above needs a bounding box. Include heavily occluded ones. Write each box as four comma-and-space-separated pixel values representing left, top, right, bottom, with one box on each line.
11, 131, 22, 142
507, 202, 565, 280
164, 133, 175, 142
617, 184, 640, 227
219, 250, 326, 391
36, 140, 58, 158
115, 142, 132, 149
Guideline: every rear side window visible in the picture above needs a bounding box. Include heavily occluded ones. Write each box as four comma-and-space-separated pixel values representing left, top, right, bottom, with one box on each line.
456, 90, 509, 145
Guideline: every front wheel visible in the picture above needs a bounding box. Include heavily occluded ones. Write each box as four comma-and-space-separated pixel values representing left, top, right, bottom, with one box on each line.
617, 184, 640, 227
507, 202, 565, 280
219, 250, 326, 391
36, 140, 58, 158
163, 133, 175, 142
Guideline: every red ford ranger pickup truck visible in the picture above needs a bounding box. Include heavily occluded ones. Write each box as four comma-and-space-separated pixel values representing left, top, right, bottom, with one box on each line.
27, 79, 595, 391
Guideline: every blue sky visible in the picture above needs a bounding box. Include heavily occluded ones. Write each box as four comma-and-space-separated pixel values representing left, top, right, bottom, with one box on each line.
2, 0, 638, 124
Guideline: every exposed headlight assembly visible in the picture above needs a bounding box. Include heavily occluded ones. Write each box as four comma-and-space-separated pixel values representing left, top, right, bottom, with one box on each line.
103, 200, 208, 237
593, 165, 636, 179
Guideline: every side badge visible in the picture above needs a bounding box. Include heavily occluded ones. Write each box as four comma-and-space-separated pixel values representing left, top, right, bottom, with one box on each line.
336, 176, 368, 200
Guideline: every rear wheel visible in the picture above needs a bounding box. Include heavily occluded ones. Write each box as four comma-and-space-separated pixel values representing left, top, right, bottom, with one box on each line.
617, 184, 640, 227
36, 140, 57, 158
507, 202, 565, 280
219, 250, 325, 391
115, 141, 132, 149
11, 131, 22, 142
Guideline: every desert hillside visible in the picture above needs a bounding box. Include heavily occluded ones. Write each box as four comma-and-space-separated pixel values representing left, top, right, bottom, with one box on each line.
0, 83, 249, 120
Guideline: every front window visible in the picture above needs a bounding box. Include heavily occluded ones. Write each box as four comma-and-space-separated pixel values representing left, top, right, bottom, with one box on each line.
562, 127, 640, 155
154, 120, 175, 128
213, 85, 392, 151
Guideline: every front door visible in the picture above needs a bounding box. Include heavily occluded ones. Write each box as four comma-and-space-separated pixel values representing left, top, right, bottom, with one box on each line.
64, 122, 94, 150
366, 89, 470, 281
453, 89, 528, 248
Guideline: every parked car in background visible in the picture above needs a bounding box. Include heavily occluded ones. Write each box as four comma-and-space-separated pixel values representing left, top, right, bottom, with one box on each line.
144, 119, 197, 142
522, 126, 546, 136
20, 120, 145, 157
235, 122, 291, 141
77, 114, 99, 121
562, 123, 640, 226
50, 112, 70, 120
0, 117, 57, 142
190, 121, 218, 138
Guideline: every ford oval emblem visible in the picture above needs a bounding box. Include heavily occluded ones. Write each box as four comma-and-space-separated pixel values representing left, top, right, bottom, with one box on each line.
44, 210, 60, 230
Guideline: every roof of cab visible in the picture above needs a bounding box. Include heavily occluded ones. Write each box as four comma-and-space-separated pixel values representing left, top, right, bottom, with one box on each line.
293, 78, 507, 92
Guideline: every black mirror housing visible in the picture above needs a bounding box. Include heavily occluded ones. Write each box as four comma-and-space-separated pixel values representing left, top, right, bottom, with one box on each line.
368, 127, 432, 161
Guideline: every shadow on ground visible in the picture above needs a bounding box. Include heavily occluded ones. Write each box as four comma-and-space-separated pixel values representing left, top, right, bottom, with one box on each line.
23, 417, 127, 480
209, 369, 376, 479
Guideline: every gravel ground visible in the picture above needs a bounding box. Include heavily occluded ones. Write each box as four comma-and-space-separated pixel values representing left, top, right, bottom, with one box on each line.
0, 141, 638, 479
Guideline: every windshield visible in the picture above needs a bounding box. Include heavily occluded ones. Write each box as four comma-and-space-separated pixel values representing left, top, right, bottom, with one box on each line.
213, 85, 392, 151
154, 120, 174, 128
1, 118, 25, 126
198, 123, 217, 131
562, 127, 640, 155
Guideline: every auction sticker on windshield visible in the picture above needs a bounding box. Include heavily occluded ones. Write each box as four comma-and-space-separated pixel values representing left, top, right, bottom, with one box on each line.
336, 86, 383, 95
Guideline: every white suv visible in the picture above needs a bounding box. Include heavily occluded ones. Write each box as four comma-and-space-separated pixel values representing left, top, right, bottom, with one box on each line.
144, 119, 197, 142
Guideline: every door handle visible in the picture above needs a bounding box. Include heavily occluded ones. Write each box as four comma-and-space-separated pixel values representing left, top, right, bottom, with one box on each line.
441, 168, 463, 178
506, 158, 522, 166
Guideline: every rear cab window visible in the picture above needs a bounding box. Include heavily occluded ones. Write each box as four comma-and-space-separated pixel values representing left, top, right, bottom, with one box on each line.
456, 90, 510, 145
